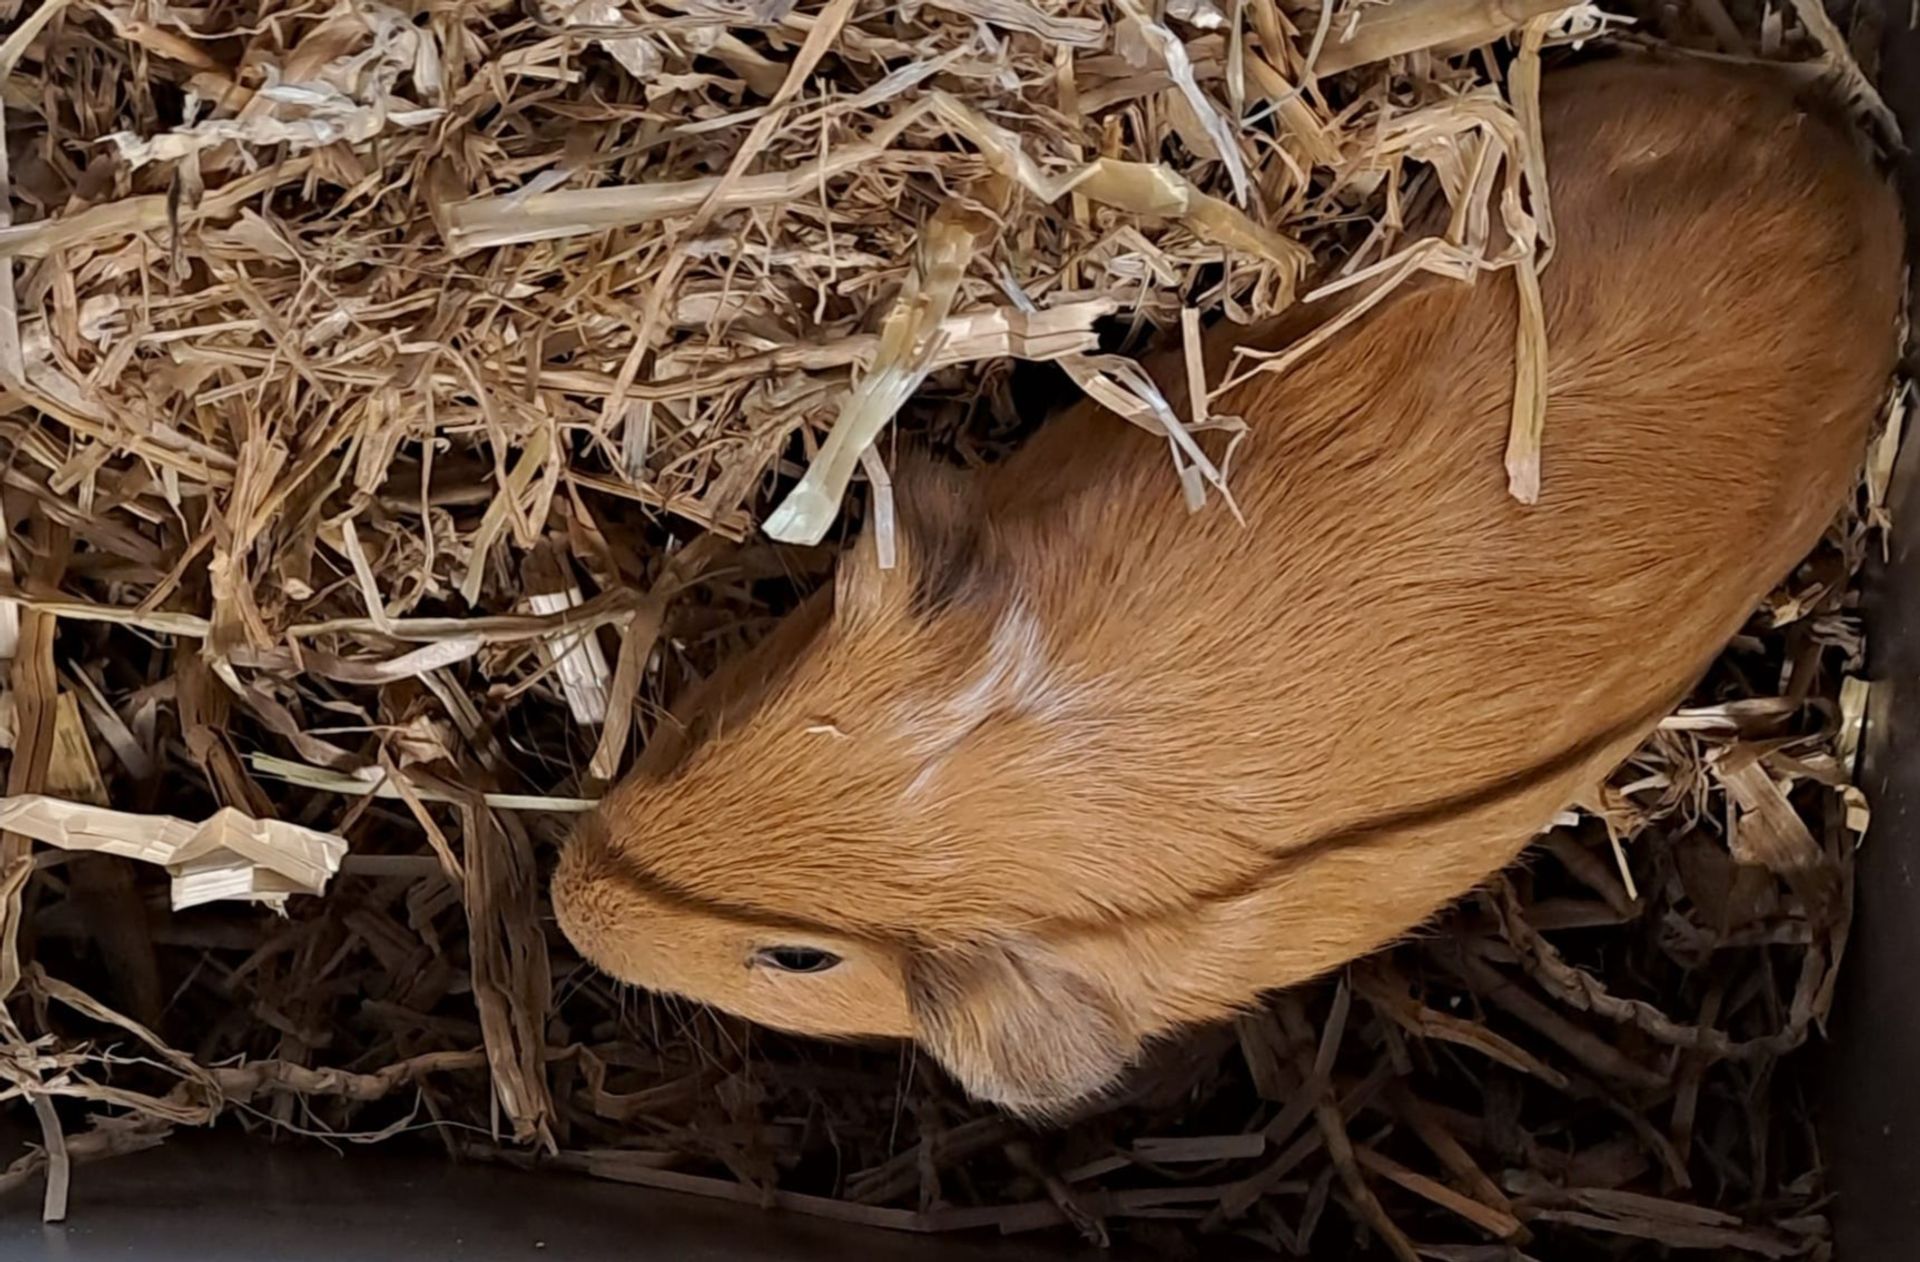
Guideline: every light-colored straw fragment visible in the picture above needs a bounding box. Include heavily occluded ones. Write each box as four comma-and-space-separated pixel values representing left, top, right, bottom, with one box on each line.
1315, 0, 1577, 75
765, 196, 992, 545
0, 795, 346, 911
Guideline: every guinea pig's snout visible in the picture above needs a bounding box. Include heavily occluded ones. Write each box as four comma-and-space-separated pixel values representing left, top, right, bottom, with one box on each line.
550, 809, 922, 1042
551, 811, 621, 973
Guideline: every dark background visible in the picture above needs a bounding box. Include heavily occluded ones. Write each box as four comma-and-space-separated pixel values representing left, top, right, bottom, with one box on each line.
1817, 10, 1920, 1256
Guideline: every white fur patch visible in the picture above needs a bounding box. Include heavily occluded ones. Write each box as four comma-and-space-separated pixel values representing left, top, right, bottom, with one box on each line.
898, 598, 1092, 800
950, 600, 1050, 725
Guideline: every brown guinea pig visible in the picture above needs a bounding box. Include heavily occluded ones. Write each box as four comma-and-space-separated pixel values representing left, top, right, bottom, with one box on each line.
554, 58, 1903, 1116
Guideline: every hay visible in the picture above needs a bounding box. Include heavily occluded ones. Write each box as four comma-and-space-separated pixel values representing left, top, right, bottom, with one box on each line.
0, 0, 1899, 1253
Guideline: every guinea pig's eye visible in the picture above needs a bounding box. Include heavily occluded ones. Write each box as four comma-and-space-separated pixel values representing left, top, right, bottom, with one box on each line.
752, 946, 843, 974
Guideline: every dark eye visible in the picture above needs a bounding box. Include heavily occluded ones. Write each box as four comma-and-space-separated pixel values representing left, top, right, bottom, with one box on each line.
753, 946, 842, 974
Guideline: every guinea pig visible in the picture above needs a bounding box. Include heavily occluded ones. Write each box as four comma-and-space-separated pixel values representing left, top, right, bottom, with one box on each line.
553, 58, 1903, 1117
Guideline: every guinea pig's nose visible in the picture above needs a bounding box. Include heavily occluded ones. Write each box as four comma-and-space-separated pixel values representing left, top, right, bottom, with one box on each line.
551, 811, 617, 964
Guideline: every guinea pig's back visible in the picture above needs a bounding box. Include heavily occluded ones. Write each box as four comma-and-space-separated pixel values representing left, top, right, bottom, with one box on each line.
981, 59, 1901, 852
1530, 57, 1900, 540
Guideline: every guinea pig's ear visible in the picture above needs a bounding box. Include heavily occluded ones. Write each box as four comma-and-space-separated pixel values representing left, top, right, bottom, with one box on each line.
906, 937, 1137, 1120
835, 453, 984, 626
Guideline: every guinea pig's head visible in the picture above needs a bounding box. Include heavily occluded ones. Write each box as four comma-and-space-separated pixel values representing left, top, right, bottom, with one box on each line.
552, 807, 915, 1039
555, 842, 1141, 1117
554, 784, 1144, 1119
553, 472, 1148, 1115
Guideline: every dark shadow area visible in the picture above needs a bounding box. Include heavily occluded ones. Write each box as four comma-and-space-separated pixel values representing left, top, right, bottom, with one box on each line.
1820, 14, 1920, 1255
0, 1129, 1064, 1262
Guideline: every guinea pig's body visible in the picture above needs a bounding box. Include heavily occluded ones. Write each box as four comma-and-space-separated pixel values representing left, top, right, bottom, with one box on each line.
556, 59, 1903, 1115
